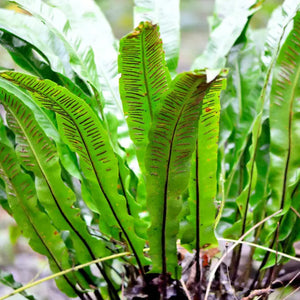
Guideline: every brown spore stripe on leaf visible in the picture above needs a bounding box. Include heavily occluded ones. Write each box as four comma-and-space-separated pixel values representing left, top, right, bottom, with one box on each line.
119, 21, 171, 147
0, 88, 118, 296
0, 145, 82, 298
0, 72, 145, 274
146, 71, 212, 276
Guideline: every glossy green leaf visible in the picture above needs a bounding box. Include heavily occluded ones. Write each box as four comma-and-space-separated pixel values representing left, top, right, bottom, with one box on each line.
0, 71, 147, 269
188, 75, 226, 249
251, 120, 270, 221
233, 0, 300, 232
247, 0, 300, 225
223, 37, 262, 195
261, 0, 300, 73
11, 0, 129, 143
145, 70, 219, 276
134, 0, 180, 72
10, 0, 97, 90
0, 142, 82, 297
281, 185, 300, 254
266, 11, 300, 226
0, 29, 60, 81
0, 8, 72, 77
0, 77, 82, 179
192, 0, 261, 70
0, 115, 10, 147
119, 21, 171, 169
226, 1, 300, 270
117, 154, 148, 240
0, 88, 109, 269
252, 11, 300, 269
40, 0, 123, 118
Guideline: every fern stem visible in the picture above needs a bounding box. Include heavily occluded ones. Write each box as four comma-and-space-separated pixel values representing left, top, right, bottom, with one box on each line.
232, 141, 258, 283
204, 209, 282, 300
119, 171, 132, 215
195, 138, 201, 286
94, 290, 104, 300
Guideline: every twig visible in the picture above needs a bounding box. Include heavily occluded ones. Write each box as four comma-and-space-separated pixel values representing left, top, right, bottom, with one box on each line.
224, 243, 238, 300
285, 270, 300, 287
180, 279, 192, 300
241, 287, 273, 300
291, 206, 300, 219
204, 209, 282, 300
217, 238, 300, 263
0, 248, 150, 300
277, 270, 300, 299
282, 286, 300, 300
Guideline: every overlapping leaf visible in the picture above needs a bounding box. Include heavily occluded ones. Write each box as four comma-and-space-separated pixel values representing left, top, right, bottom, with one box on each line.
192, 0, 262, 70
11, 0, 128, 145
145, 70, 220, 276
39, 0, 122, 116
0, 77, 83, 178
0, 142, 82, 297
0, 71, 147, 269
221, 37, 262, 197
232, 0, 300, 235
261, 0, 300, 73
188, 75, 226, 250
0, 270, 36, 300
266, 11, 300, 231
134, 0, 180, 72
0, 8, 72, 77
119, 21, 171, 168
0, 88, 109, 268
252, 10, 300, 269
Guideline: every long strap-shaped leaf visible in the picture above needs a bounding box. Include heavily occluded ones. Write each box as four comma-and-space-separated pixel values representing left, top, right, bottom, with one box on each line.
0, 143, 82, 298
11, 0, 127, 141
188, 76, 226, 257
0, 89, 109, 265
191, 0, 261, 70
224, 0, 300, 196
266, 11, 300, 231
251, 11, 300, 272
0, 8, 72, 77
145, 70, 219, 277
0, 77, 84, 181
134, 0, 180, 72
0, 71, 147, 270
119, 21, 171, 168
261, 0, 300, 72
223, 1, 300, 275
0, 9, 92, 98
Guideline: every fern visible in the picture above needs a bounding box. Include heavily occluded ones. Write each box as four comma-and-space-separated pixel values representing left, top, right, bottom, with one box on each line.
119, 22, 171, 169
0, 71, 148, 271
145, 70, 222, 276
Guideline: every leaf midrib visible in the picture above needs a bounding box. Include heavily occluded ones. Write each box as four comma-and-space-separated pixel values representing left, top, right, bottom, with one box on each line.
161, 77, 204, 275
141, 28, 153, 120
23, 2, 122, 115
0, 152, 78, 295
40, 93, 144, 275
7, 101, 100, 263
279, 49, 300, 209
